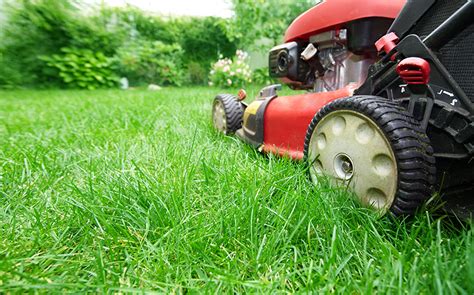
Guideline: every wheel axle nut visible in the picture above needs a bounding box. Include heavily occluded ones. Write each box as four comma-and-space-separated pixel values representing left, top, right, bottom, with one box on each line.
342, 161, 352, 173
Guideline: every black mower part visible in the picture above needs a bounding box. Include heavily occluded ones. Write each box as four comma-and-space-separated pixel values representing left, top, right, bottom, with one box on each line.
212, 94, 244, 135
304, 95, 437, 216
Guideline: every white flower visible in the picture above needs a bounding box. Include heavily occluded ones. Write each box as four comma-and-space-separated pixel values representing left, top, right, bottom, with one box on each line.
227, 79, 232, 85
230, 71, 235, 76
223, 66, 230, 72
236, 49, 249, 60
210, 70, 215, 75
208, 81, 214, 86
236, 69, 242, 74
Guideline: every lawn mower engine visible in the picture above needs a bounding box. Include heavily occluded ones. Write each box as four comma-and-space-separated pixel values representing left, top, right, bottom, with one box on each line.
211, 0, 474, 218
268, 19, 390, 93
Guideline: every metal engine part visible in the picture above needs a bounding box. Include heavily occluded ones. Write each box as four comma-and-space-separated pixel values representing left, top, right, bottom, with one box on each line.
269, 29, 377, 92
310, 29, 375, 93
314, 48, 374, 93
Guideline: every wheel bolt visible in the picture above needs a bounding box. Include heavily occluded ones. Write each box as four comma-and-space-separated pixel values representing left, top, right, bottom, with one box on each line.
342, 161, 352, 173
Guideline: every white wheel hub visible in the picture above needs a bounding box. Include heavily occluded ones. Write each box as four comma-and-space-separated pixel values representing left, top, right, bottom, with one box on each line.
308, 110, 398, 213
212, 100, 227, 133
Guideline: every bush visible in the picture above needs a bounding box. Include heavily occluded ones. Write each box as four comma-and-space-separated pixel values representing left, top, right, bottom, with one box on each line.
114, 41, 184, 86
228, 0, 316, 50
251, 67, 277, 85
101, 9, 237, 85
177, 17, 237, 70
41, 48, 118, 90
107, 7, 181, 44
209, 50, 252, 88
0, 1, 240, 88
0, 0, 126, 88
0, 50, 22, 88
187, 62, 209, 85
0, 0, 75, 86
67, 18, 127, 57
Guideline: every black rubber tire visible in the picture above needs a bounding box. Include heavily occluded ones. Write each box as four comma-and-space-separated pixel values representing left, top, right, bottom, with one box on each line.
303, 95, 437, 216
213, 94, 244, 135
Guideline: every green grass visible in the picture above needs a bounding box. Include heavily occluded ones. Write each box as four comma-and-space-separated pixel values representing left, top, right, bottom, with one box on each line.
0, 87, 473, 293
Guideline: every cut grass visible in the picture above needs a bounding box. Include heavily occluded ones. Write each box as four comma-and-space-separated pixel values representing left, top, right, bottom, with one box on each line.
0, 87, 473, 293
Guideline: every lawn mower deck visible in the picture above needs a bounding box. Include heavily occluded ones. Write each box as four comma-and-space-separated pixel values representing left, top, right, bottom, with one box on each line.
212, 0, 474, 218
235, 84, 357, 160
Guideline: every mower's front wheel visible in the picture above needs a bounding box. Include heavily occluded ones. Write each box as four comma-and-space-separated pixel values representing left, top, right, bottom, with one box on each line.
304, 96, 436, 216
212, 94, 244, 135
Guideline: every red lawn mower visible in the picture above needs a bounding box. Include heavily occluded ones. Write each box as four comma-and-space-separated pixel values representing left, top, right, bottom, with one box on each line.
212, 0, 474, 217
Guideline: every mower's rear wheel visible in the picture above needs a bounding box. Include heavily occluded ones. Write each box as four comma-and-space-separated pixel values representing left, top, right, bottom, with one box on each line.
212, 94, 244, 135
304, 96, 436, 216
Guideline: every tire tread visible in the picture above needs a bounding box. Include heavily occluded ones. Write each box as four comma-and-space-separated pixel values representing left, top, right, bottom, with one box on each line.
214, 94, 244, 135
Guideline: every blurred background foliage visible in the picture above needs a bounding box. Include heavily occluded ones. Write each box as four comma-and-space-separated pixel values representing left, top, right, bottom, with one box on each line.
0, 0, 314, 89
228, 0, 315, 49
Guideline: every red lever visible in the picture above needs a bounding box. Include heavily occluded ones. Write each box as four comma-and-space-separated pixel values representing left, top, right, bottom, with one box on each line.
396, 57, 431, 85
375, 32, 399, 60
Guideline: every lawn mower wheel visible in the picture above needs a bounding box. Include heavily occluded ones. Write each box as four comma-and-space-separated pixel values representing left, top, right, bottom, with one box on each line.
212, 94, 244, 135
304, 96, 437, 216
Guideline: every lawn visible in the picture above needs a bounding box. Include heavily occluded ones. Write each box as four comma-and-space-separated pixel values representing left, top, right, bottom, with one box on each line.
0, 87, 473, 293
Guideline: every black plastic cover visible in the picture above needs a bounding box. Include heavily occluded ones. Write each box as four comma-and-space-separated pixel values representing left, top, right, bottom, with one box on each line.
388, 0, 436, 38
347, 17, 395, 55
268, 42, 309, 83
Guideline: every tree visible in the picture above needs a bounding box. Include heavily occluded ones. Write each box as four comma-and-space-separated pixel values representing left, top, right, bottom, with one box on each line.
227, 0, 317, 50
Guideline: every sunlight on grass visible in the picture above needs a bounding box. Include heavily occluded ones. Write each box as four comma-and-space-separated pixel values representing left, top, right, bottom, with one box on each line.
0, 88, 473, 293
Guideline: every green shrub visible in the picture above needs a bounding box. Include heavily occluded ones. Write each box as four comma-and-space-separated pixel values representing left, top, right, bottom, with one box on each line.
0, 0, 126, 88
0, 56, 22, 89
177, 17, 237, 70
100, 9, 237, 86
252, 67, 277, 85
209, 50, 252, 88
41, 48, 118, 90
186, 62, 209, 85
67, 17, 127, 57
0, 0, 75, 86
228, 0, 316, 50
100, 7, 181, 44
115, 41, 184, 86
0, 1, 240, 88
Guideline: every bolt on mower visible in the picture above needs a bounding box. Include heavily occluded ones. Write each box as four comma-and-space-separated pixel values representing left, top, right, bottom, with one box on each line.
211, 0, 474, 218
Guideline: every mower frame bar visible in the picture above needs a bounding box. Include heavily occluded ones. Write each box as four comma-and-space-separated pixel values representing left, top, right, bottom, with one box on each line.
423, 1, 474, 50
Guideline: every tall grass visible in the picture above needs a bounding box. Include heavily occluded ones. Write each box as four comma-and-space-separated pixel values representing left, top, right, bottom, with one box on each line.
0, 88, 472, 293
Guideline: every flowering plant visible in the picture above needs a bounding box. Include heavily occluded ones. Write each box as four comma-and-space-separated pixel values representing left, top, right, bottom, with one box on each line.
209, 50, 252, 88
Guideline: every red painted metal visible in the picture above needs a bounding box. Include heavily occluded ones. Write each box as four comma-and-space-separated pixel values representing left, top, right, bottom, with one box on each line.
397, 58, 431, 85
284, 0, 406, 42
262, 84, 358, 160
